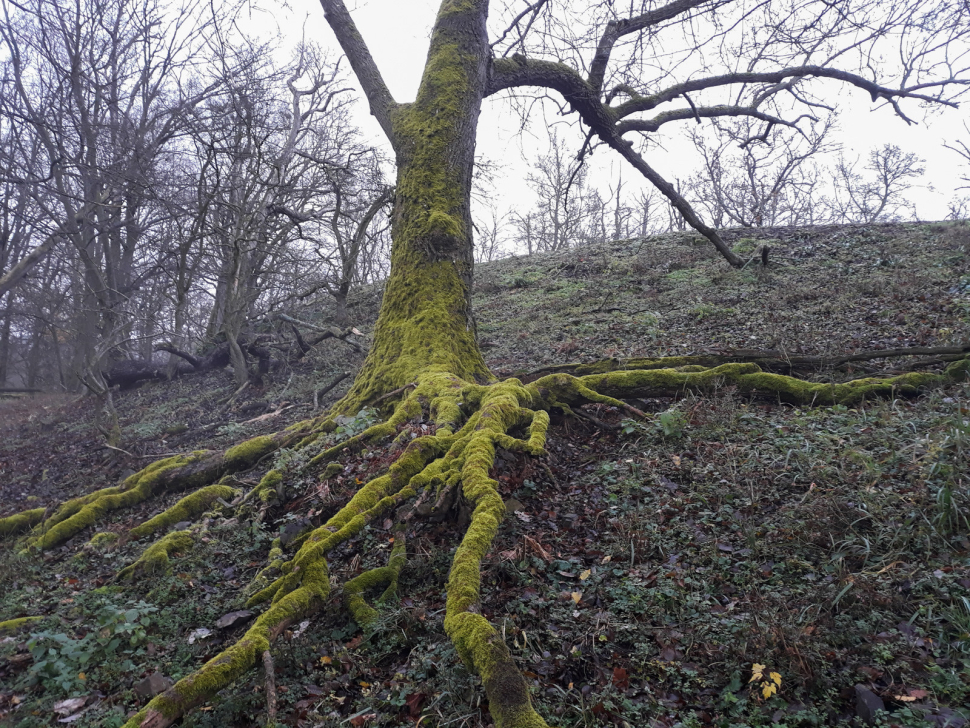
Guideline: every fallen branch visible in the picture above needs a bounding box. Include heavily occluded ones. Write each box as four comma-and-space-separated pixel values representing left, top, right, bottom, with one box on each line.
262, 650, 277, 726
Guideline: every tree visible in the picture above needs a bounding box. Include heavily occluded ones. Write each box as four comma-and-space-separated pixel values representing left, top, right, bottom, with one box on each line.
944, 122, 970, 219
686, 118, 831, 228
827, 143, 926, 223
514, 131, 597, 252
0, 0, 234, 393
3, 2, 970, 727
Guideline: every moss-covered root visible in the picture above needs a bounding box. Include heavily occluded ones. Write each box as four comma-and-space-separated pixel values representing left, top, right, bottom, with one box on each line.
117, 531, 194, 581
0, 615, 43, 635
0, 507, 46, 537
444, 386, 553, 728
127, 485, 238, 541
26, 430, 295, 552
533, 358, 970, 410
123, 560, 329, 728
250, 434, 444, 607
344, 531, 406, 628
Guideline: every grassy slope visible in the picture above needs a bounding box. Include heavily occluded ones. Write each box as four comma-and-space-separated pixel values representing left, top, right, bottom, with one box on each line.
1, 221, 969, 727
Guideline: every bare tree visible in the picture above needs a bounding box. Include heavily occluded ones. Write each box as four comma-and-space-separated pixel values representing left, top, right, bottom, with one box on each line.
513, 131, 597, 252
0, 0, 234, 390
13, 3, 970, 728
827, 143, 926, 223
687, 118, 831, 228
945, 123, 970, 220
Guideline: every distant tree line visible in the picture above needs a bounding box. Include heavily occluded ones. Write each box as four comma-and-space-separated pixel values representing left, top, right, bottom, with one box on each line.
0, 0, 392, 395
477, 119, 967, 261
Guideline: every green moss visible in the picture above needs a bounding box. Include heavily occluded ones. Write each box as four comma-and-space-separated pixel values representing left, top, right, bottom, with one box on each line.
0, 507, 46, 537
253, 470, 283, 505
321, 462, 344, 479
224, 435, 278, 469
128, 485, 238, 540
27, 452, 219, 551
117, 530, 194, 581
344, 532, 407, 628
128, 555, 331, 728
440, 380, 551, 728
0, 616, 43, 634
87, 531, 119, 549
529, 362, 954, 409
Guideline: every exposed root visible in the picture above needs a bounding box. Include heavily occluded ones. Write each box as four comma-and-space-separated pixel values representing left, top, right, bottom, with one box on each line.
10, 356, 969, 728
117, 530, 194, 581
344, 529, 407, 628
0, 507, 46, 536
0, 616, 43, 634
18, 430, 302, 551
126, 484, 238, 541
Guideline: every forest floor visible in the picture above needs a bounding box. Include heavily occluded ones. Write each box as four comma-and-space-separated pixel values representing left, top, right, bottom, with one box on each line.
2, 221, 970, 728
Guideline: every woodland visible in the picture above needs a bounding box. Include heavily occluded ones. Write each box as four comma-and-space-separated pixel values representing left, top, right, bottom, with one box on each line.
2, 0, 970, 727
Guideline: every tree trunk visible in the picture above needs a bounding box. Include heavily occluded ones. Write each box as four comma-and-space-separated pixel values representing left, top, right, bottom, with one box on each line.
335, 0, 491, 412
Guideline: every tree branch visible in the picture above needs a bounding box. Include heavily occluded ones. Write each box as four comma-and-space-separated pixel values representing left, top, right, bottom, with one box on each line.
612, 65, 965, 121
318, 0, 397, 141
587, 0, 714, 92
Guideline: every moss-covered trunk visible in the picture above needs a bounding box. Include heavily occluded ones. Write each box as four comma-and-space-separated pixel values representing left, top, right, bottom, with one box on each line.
336, 0, 492, 412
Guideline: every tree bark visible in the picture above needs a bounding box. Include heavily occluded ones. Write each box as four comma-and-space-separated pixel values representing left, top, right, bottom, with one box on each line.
329, 0, 492, 412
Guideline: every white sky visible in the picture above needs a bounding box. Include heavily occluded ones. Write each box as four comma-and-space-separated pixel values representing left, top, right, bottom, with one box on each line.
274, 0, 968, 226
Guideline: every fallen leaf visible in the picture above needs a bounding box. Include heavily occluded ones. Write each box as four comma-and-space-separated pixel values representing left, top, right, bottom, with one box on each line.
612, 667, 630, 690
405, 692, 427, 717
579, 569, 591, 581
571, 591, 582, 604
187, 628, 212, 644
52, 698, 86, 716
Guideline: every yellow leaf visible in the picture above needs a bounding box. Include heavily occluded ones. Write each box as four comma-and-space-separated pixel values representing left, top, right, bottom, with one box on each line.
579, 570, 591, 581
602, 555, 611, 564
762, 683, 777, 699
749, 663, 765, 683
571, 591, 582, 604
895, 695, 917, 702
77, 672, 86, 681
770, 672, 782, 687
359, 681, 370, 688
320, 656, 332, 665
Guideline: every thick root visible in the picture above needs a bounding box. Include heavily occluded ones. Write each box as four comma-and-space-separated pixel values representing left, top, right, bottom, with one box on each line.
67, 358, 970, 728
123, 560, 329, 728
0, 507, 46, 536
344, 530, 406, 628
117, 530, 194, 581
537, 358, 969, 409
0, 616, 43, 634
15, 429, 301, 551
127, 484, 238, 540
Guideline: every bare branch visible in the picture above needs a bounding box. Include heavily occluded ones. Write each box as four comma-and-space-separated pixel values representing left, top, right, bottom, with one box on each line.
318, 0, 397, 141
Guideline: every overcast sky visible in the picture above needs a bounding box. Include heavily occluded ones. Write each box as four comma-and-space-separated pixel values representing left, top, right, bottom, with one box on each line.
267, 0, 969, 227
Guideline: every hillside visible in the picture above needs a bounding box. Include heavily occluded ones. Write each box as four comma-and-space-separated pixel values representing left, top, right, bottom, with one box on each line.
2, 221, 969, 727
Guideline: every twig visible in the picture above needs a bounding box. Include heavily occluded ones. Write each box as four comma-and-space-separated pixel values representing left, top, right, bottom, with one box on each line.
102, 444, 181, 459
314, 371, 352, 410
262, 649, 277, 726
369, 381, 417, 408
